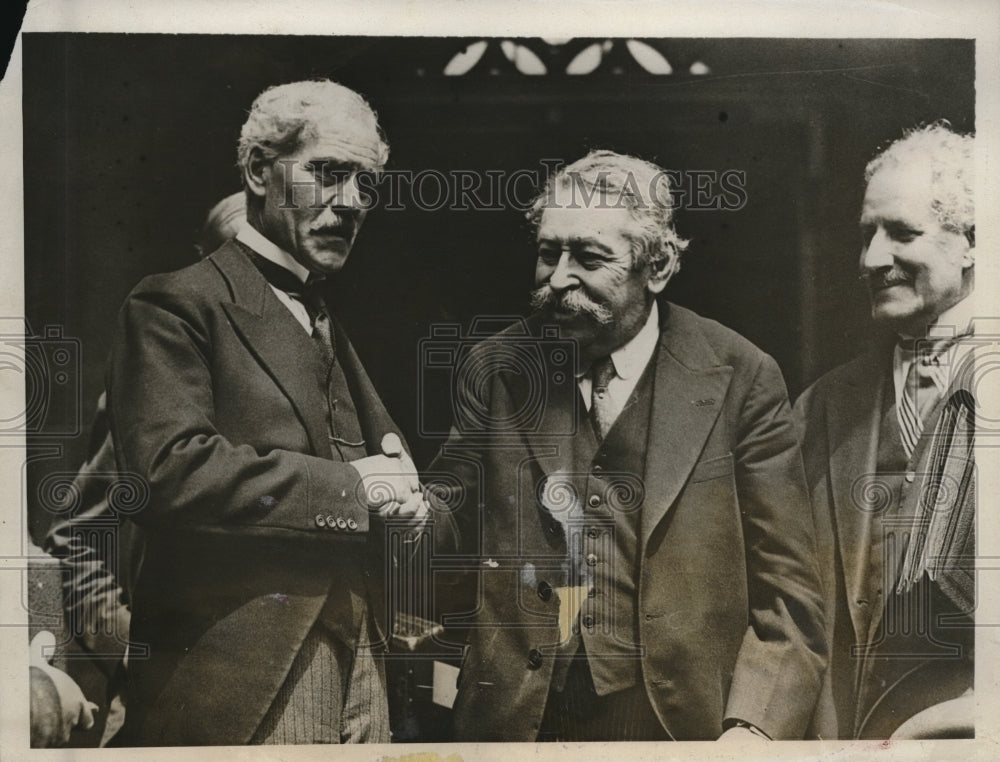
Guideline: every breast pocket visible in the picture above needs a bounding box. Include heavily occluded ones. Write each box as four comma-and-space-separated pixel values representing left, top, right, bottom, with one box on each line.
688, 452, 734, 484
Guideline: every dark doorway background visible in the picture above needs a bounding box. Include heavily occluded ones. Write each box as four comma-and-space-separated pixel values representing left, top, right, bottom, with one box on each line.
23, 35, 974, 543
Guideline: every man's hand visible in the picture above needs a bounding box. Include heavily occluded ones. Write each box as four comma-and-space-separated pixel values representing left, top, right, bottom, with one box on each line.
350, 433, 432, 525
351, 452, 419, 506
29, 631, 99, 747
377, 433, 431, 525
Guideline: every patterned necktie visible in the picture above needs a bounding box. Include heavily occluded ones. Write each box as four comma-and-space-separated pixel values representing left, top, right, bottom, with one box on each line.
589, 355, 617, 441
299, 280, 335, 366
897, 340, 950, 459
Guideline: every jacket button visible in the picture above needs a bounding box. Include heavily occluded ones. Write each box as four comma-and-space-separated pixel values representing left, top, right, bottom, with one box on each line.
905, 471, 916, 483
588, 494, 602, 508
527, 648, 543, 670
315, 514, 327, 528
587, 587, 596, 598
586, 553, 598, 567
326, 515, 338, 529
582, 614, 595, 629
347, 517, 358, 531
537, 581, 553, 601
336, 517, 348, 530
587, 527, 599, 539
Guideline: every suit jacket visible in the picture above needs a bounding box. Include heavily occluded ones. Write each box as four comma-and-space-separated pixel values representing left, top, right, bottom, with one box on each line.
107, 241, 444, 745
435, 303, 827, 741
794, 342, 975, 739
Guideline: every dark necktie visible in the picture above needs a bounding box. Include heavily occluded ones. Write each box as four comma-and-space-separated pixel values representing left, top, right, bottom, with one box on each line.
243, 248, 334, 363
242, 246, 363, 452
589, 355, 617, 441
299, 281, 335, 366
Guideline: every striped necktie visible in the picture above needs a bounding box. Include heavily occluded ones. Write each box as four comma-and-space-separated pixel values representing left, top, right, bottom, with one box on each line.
897, 339, 951, 459
590, 356, 617, 441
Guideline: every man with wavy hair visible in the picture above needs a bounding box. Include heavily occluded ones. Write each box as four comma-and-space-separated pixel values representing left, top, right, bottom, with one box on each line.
796, 123, 976, 739
437, 149, 826, 741
107, 80, 439, 745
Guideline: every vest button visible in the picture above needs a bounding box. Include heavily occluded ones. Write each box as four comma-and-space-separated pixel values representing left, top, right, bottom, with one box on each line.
587, 527, 599, 539
537, 581, 553, 601
905, 471, 916, 483
592, 464, 603, 473
586, 553, 598, 567
527, 648, 543, 669
315, 514, 327, 528
326, 515, 338, 530
587, 587, 596, 598
582, 615, 595, 629
588, 494, 602, 508
336, 517, 348, 530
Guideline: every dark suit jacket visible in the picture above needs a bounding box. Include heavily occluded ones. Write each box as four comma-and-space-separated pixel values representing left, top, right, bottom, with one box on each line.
435, 303, 827, 741
794, 343, 975, 739
107, 241, 441, 745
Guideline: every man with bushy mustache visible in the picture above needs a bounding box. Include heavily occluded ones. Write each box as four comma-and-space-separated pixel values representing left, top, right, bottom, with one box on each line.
796, 123, 976, 739
436, 150, 826, 741
107, 80, 444, 745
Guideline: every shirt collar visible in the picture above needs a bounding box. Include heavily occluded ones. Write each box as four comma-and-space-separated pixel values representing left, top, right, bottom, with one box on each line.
236, 224, 311, 285
895, 294, 977, 359
893, 295, 977, 400
606, 301, 660, 381
928, 294, 977, 340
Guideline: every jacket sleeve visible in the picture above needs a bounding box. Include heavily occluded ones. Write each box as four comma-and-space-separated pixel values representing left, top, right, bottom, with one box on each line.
722, 353, 828, 739
44, 393, 131, 674
107, 283, 373, 540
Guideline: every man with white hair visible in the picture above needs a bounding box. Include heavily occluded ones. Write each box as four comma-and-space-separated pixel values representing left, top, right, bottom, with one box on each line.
437, 149, 827, 741
107, 80, 441, 745
796, 122, 976, 739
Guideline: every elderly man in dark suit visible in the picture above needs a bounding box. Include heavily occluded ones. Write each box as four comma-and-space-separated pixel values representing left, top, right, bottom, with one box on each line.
434, 150, 826, 742
107, 80, 442, 745
796, 123, 976, 740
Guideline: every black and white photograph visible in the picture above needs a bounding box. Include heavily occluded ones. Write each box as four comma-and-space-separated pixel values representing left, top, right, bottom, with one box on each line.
2, 1, 997, 759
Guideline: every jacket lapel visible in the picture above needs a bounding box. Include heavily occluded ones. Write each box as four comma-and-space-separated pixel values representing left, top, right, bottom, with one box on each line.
640, 308, 732, 546
209, 242, 331, 458
495, 320, 583, 479
824, 350, 888, 644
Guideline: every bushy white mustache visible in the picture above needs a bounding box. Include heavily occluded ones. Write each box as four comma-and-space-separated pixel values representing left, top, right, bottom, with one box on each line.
860, 268, 913, 290
529, 285, 614, 325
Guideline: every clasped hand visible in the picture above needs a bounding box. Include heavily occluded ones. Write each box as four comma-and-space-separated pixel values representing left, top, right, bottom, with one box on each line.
29, 631, 99, 747
351, 433, 430, 523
